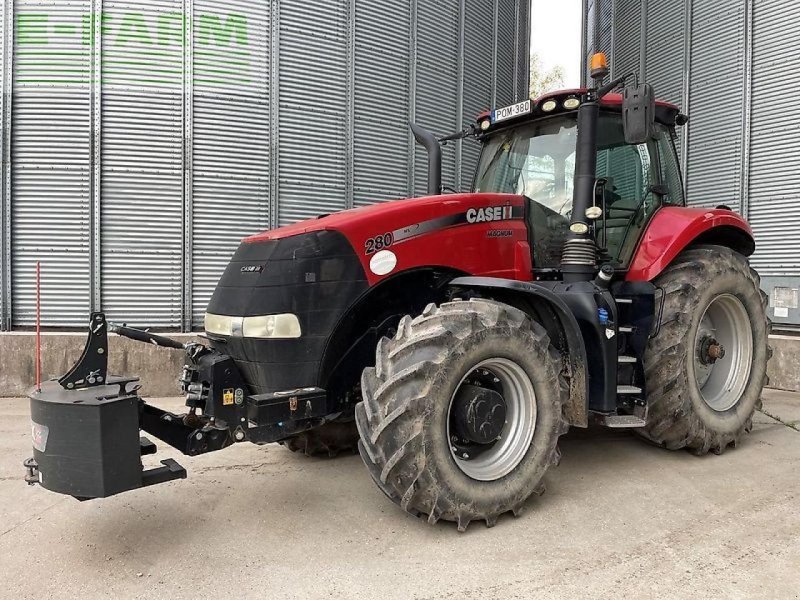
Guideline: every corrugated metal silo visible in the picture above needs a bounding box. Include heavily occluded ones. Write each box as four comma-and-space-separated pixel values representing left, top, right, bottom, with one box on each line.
0, 0, 530, 331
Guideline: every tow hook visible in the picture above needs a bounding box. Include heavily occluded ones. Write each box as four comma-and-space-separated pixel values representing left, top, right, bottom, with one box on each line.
23, 458, 40, 486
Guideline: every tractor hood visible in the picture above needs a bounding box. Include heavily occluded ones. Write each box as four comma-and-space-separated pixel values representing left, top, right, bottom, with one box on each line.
244, 193, 530, 285
245, 193, 522, 244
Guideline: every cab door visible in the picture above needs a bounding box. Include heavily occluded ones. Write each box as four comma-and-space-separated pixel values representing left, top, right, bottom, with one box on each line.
596, 121, 684, 267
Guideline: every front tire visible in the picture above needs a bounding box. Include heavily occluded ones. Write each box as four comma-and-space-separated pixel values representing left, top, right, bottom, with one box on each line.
640, 245, 770, 454
355, 299, 568, 531
280, 421, 359, 458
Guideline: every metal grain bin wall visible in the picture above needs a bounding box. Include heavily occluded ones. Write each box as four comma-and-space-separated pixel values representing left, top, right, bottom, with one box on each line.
585, 0, 800, 328
101, 0, 186, 329
0, 0, 530, 331
748, 0, 800, 326
11, 1, 93, 328
191, 1, 271, 329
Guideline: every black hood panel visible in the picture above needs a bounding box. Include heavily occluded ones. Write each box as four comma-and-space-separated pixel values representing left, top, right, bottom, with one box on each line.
206, 231, 369, 395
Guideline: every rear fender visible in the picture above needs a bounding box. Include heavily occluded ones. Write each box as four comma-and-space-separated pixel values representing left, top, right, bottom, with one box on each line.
449, 277, 589, 428
628, 207, 755, 282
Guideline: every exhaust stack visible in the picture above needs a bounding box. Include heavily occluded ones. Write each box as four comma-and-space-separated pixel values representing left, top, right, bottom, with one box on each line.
410, 123, 443, 196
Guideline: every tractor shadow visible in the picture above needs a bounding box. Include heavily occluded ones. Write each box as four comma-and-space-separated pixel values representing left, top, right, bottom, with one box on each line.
75, 417, 786, 551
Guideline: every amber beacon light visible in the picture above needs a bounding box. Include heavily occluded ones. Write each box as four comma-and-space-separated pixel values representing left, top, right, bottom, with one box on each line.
590, 52, 609, 80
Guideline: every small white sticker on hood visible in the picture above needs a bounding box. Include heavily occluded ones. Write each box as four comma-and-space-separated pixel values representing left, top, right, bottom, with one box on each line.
370, 250, 398, 276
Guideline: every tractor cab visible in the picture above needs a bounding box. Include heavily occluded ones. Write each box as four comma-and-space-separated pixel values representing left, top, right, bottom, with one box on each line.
473, 88, 685, 273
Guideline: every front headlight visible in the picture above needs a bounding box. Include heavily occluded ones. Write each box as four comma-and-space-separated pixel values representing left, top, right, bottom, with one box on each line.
242, 314, 302, 339
205, 313, 302, 339
205, 313, 234, 336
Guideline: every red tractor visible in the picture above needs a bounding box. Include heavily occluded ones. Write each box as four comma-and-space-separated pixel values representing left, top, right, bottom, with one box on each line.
26, 54, 769, 531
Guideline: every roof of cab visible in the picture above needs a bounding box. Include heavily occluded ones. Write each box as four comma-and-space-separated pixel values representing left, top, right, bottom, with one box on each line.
480, 88, 682, 129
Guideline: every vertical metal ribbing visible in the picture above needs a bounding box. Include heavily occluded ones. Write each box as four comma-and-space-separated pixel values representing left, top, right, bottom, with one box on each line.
90, 0, 103, 314
512, 0, 520, 100
681, 0, 692, 193
407, 0, 418, 197
609, 0, 617, 78
740, 0, 753, 220
0, 0, 11, 330
594, 0, 601, 53
455, 0, 466, 191
580, 0, 588, 87
521, 0, 530, 93
345, 0, 355, 210
181, 0, 194, 332
639, 0, 648, 82
270, 0, 280, 229
491, 0, 499, 107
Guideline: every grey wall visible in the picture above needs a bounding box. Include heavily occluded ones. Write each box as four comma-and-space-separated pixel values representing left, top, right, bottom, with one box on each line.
0, 0, 531, 331
584, 0, 800, 329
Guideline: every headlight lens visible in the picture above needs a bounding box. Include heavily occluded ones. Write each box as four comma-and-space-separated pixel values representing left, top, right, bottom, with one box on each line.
243, 314, 302, 339
563, 97, 581, 110
205, 313, 302, 339
205, 313, 233, 336
541, 99, 558, 112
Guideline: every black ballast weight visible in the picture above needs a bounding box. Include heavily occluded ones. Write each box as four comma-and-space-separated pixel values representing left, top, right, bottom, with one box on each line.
28, 378, 186, 499
26, 314, 188, 499
25, 313, 186, 500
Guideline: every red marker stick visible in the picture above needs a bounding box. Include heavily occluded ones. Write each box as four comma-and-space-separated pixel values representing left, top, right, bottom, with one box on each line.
36, 262, 41, 392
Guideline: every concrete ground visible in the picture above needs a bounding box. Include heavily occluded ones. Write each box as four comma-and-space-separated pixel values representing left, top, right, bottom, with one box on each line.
1, 391, 798, 600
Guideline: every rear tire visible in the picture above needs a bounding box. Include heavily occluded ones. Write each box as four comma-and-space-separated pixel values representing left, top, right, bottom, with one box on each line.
639, 245, 770, 455
355, 299, 568, 531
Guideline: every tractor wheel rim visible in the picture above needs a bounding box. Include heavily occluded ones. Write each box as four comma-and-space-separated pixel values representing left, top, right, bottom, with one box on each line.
447, 358, 536, 482
693, 294, 753, 412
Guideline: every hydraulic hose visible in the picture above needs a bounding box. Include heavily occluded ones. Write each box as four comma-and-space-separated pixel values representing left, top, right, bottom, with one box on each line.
108, 323, 186, 350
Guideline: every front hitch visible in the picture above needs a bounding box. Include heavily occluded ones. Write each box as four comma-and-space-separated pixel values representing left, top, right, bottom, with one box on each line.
25, 312, 336, 500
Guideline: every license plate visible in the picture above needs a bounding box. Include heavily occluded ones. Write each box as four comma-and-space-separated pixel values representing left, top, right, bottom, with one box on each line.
492, 100, 531, 123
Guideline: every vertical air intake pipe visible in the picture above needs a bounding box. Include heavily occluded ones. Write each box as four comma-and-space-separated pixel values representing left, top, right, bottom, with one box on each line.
561, 98, 600, 282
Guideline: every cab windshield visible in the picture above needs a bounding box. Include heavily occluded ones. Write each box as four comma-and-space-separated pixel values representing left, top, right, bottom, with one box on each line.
473, 113, 683, 267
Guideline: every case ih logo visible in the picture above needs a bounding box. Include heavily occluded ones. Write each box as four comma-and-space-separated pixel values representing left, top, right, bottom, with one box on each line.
466, 206, 514, 224
241, 265, 263, 274
31, 422, 49, 453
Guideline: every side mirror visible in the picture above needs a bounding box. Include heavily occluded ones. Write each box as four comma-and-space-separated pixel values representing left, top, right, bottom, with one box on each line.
622, 84, 656, 145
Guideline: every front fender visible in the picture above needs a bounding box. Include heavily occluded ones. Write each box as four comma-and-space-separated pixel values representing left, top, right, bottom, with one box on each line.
627, 207, 755, 282
449, 277, 589, 428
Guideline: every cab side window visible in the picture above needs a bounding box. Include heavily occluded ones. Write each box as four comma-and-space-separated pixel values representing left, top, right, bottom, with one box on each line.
657, 128, 685, 205
596, 141, 658, 264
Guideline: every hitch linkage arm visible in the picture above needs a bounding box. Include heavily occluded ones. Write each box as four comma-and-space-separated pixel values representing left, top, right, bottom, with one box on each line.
109, 322, 187, 351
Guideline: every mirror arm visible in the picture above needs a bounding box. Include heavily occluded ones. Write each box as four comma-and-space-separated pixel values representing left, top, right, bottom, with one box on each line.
439, 126, 477, 144
596, 72, 635, 99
